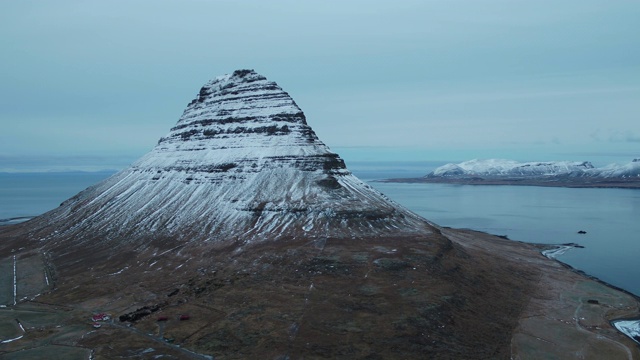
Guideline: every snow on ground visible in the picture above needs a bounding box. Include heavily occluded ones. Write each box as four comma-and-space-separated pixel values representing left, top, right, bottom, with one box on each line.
541, 246, 575, 259
613, 320, 640, 344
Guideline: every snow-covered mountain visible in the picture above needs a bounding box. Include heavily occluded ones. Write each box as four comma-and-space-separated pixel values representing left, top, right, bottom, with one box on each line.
429, 159, 594, 178
427, 158, 640, 179
20, 70, 430, 249
586, 158, 640, 178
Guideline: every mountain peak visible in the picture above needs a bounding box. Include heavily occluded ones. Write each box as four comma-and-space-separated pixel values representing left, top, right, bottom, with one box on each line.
213, 69, 264, 84
165, 69, 308, 146
21, 70, 430, 248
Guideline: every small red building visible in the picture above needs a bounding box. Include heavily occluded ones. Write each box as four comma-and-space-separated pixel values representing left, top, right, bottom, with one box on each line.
92, 313, 110, 322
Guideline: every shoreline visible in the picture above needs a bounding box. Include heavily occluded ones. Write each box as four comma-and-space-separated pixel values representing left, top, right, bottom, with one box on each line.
440, 227, 640, 356
536, 242, 640, 346
450, 226, 640, 301
536, 243, 640, 301
378, 177, 640, 189
483, 229, 640, 347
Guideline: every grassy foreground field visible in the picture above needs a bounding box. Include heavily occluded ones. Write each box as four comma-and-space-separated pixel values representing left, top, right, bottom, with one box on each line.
0, 256, 15, 306
2, 230, 639, 359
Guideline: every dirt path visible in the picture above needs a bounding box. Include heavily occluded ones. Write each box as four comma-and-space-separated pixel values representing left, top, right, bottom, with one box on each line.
571, 294, 634, 360
105, 319, 212, 360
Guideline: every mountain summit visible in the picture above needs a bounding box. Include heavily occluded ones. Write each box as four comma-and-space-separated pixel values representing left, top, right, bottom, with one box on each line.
20, 69, 428, 249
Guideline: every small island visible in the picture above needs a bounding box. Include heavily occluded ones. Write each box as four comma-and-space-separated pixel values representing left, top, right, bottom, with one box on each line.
382, 158, 640, 189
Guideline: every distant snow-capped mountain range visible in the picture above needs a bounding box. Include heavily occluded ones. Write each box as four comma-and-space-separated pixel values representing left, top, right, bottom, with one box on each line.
428, 158, 640, 179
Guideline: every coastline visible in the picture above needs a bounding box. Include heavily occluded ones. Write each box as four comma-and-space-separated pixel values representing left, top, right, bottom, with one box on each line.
534, 243, 640, 302
379, 177, 640, 189
535, 241, 640, 347
453, 228, 640, 301
457, 228, 640, 347
440, 227, 640, 356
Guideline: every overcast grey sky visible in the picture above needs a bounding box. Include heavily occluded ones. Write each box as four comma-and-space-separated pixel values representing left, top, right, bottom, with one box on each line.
1, 0, 639, 171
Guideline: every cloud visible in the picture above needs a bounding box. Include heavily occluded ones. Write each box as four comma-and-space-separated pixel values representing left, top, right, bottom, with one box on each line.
608, 130, 640, 143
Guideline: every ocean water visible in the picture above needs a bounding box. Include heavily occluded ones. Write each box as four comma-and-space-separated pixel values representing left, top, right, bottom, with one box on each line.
0, 172, 115, 220
366, 180, 640, 297
1, 168, 639, 296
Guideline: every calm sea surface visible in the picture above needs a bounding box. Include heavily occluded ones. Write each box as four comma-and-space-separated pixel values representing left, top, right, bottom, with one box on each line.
1, 169, 639, 296
0, 172, 115, 220
367, 180, 640, 297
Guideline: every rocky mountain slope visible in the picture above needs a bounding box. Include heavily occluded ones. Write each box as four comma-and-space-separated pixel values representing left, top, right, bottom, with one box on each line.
9, 70, 429, 249
1, 70, 638, 359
